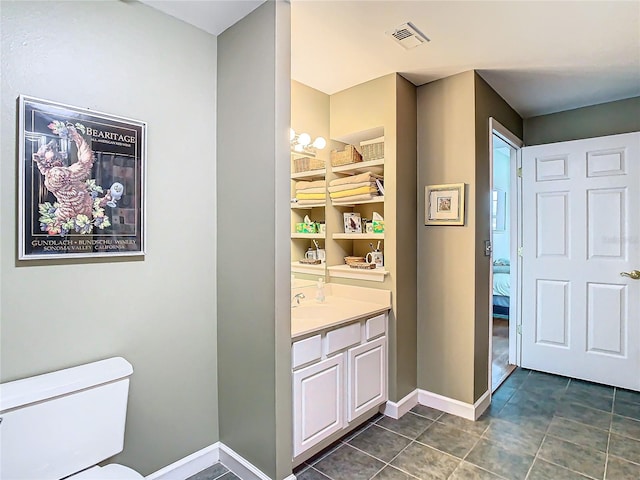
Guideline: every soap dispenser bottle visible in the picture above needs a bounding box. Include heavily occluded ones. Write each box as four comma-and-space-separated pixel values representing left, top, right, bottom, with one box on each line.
315, 277, 325, 303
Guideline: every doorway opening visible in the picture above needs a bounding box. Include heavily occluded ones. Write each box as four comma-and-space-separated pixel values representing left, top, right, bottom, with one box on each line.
489, 118, 523, 393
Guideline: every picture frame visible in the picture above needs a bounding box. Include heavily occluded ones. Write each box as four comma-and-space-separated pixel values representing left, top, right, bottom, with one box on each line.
18, 95, 147, 259
425, 183, 466, 226
492, 189, 507, 232
343, 212, 362, 233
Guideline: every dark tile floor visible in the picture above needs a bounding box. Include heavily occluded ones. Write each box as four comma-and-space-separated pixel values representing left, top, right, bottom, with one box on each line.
186, 463, 241, 480
294, 369, 640, 480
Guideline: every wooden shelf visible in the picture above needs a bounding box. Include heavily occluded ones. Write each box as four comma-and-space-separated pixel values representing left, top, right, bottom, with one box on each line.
332, 158, 384, 176
291, 169, 326, 181
291, 262, 325, 275
332, 233, 384, 240
327, 264, 388, 283
291, 233, 326, 239
291, 202, 325, 209
331, 196, 384, 207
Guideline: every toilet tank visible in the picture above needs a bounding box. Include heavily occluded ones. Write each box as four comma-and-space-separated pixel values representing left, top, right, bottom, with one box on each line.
0, 357, 134, 480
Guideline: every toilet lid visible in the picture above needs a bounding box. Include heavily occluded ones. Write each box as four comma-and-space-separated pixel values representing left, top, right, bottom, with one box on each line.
69, 464, 143, 480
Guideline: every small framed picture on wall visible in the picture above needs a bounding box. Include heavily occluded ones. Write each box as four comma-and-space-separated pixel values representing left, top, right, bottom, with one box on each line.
425, 183, 466, 226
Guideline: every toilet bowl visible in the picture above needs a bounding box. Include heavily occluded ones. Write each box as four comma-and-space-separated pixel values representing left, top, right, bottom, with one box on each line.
0, 357, 143, 480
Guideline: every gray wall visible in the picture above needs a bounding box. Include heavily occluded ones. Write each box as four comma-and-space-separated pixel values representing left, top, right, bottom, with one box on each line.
417, 71, 478, 404
473, 73, 522, 400
416, 71, 522, 404
0, 1, 218, 475
524, 96, 640, 145
393, 75, 418, 400
217, 2, 292, 479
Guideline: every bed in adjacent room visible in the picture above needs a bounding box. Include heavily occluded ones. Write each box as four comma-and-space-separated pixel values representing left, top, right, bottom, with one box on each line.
493, 260, 510, 319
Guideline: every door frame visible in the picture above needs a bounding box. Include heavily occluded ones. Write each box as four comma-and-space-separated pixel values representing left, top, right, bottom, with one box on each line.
488, 118, 523, 392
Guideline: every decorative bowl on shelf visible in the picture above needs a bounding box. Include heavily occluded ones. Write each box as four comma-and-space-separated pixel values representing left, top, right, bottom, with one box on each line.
344, 256, 365, 265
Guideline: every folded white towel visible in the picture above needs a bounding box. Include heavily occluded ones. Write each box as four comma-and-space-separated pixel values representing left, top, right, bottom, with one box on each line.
295, 180, 326, 191
329, 172, 382, 187
328, 181, 376, 193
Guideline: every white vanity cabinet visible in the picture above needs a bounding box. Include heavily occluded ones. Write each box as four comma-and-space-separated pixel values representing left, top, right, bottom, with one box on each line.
293, 355, 344, 456
292, 312, 388, 461
347, 336, 386, 422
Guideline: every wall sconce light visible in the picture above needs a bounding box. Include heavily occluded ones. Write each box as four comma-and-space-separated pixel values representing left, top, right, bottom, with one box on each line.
290, 128, 326, 156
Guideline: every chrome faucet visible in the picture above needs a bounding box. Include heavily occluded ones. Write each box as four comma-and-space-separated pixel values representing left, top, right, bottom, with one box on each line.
292, 292, 305, 307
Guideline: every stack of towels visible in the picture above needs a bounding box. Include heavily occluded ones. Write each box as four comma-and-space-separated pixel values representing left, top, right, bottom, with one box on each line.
295, 180, 326, 206
329, 172, 382, 204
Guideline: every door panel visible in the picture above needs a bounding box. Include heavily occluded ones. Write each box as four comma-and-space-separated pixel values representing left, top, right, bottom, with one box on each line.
587, 188, 626, 259
347, 337, 386, 422
536, 192, 569, 257
292, 356, 344, 456
587, 283, 626, 355
522, 132, 640, 391
535, 280, 569, 347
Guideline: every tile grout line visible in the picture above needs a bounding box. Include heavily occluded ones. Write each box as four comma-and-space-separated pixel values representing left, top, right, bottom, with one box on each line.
457, 431, 512, 480
372, 415, 436, 442
319, 423, 422, 480
524, 378, 608, 480
522, 375, 567, 480
349, 436, 422, 480
603, 387, 616, 480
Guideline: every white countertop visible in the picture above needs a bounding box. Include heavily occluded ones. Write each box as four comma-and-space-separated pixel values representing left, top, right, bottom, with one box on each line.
291, 283, 391, 339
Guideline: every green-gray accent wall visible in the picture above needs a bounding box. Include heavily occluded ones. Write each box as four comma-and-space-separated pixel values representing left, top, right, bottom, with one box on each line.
416, 71, 522, 404
524, 97, 640, 145
0, 1, 218, 475
217, 2, 292, 479
473, 73, 523, 400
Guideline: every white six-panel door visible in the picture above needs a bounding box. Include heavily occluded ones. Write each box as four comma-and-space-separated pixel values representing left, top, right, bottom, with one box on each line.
521, 132, 640, 390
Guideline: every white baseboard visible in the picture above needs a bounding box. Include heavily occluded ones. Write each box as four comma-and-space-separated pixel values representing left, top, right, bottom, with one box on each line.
473, 390, 491, 420
145, 443, 220, 480
219, 443, 288, 480
417, 389, 490, 421
145, 442, 296, 480
380, 389, 419, 419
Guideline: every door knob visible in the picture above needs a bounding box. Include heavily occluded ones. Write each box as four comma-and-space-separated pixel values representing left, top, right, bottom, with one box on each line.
620, 270, 640, 280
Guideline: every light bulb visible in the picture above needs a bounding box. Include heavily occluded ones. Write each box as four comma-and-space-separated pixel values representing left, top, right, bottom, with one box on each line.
290, 128, 296, 141
298, 133, 311, 146
312, 137, 327, 150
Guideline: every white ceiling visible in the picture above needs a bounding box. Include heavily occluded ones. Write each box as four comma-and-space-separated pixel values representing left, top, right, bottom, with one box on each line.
139, 0, 264, 36
141, 0, 640, 118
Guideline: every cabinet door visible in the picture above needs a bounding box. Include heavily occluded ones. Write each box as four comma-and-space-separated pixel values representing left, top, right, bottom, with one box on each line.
293, 355, 344, 457
347, 336, 387, 422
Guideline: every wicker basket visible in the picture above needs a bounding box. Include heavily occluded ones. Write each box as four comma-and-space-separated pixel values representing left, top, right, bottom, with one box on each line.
293, 156, 325, 173
330, 145, 362, 167
360, 140, 384, 162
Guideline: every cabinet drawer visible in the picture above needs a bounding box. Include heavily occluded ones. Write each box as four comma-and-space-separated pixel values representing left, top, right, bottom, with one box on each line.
326, 322, 361, 356
365, 313, 386, 340
292, 335, 322, 369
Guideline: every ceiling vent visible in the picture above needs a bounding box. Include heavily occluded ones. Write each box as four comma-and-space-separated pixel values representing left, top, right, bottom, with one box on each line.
386, 22, 430, 50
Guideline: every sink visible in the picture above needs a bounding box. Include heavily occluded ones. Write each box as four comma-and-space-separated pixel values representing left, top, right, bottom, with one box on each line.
290, 283, 391, 338
291, 301, 334, 321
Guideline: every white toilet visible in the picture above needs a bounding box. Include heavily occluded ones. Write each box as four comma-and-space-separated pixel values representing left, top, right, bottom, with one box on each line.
0, 357, 143, 480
